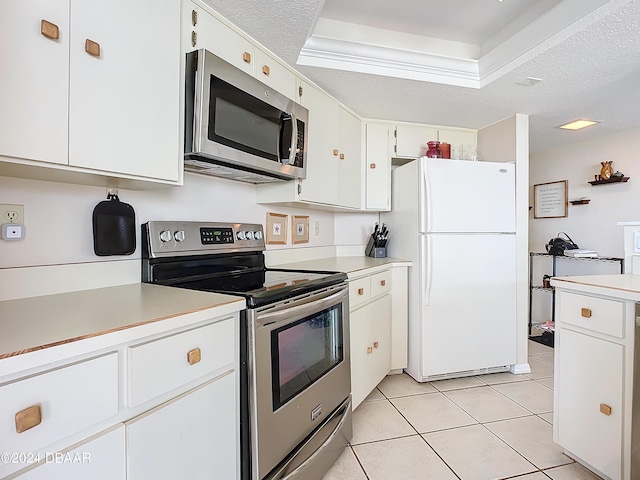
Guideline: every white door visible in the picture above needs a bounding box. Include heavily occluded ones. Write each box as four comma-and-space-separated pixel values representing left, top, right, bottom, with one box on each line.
16, 425, 125, 480
419, 233, 516, 378
0, 0, 69, 165
126, 374, 237, 480
420, 158, 515, 233
69, 0, 180, 181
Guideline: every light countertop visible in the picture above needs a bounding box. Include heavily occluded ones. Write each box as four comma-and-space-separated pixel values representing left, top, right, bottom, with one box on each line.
551, 274, 640, 302
271, 256, 411, 279
0, 283, 245, 359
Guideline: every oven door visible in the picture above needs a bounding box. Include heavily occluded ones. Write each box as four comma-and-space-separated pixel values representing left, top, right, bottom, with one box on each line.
249, 284, 351, 480
186, 49, 307, 180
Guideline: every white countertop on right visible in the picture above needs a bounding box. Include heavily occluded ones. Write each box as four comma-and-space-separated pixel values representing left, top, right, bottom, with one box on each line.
551, 273, 640, 301
270, 256, 411, 280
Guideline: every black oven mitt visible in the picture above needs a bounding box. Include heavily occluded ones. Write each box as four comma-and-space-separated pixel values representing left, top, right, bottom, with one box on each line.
92, 194, 136, 256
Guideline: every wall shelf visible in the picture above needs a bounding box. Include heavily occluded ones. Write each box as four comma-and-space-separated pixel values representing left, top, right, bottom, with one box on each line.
588, 176, 629, 185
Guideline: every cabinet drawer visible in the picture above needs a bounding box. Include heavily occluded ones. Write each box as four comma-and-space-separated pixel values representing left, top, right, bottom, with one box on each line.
128, 318, 235, 407
0, 353, 118, 458
559, 292, 625, 338
349, 277, 371, 309
370, 270, 392, 298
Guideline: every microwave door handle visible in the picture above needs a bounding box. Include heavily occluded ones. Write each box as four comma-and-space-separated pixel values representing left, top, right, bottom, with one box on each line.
288, 113, 297, 164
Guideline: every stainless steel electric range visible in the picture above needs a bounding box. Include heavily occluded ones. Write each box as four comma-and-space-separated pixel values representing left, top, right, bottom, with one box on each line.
141, 221, 352, 480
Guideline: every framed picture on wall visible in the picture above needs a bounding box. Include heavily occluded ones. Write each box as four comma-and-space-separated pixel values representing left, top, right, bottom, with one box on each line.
534, 180, 568, 219
266, 212, 287, 244
292, 215, 309, 244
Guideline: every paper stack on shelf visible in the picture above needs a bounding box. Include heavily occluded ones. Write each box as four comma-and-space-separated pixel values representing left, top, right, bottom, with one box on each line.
564, 249, 597, 257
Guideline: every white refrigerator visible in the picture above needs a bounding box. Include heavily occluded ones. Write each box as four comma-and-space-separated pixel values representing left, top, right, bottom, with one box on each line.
381, 157, 517, 382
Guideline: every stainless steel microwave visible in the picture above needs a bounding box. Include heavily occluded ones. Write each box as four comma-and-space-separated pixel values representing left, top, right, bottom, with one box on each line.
184, 49, 308, 184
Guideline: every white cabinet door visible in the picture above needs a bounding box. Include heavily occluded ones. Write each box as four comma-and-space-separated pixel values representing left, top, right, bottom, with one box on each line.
337, 106, 362, 209
0, 0, 69, 165
253, 48, 297, 101
350, 294, 391, 409
15, 425, 126, 480
365, 122, 391, 211
127, 373, 238, 480
298, 81, 339, 205
437, 128, 476, 159
395, 124, 437, 158
68, 0, 180, 181
556, 328, 623, 480
187, 1, 254, 74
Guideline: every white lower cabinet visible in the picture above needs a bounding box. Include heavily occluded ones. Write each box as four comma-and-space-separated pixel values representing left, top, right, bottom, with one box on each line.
126, 373, 237, 480
553, 289, 634, 480
349, 269, 394, 409
556, 329, 623, 480
1, 312, 239, 480
14, 425, 126, 480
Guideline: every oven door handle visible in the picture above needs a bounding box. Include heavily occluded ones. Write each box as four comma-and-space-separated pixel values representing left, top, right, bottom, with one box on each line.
256, 286, 348, 327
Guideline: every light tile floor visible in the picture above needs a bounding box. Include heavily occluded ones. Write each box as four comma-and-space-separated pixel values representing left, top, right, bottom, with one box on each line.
323, 340, 603, 480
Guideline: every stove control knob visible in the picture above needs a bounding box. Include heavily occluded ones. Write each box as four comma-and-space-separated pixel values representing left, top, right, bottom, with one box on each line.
246, 231, 255, 240
174, 230, 186, 242
236, 231, 246, 241
254, 231, 263, 240
159, 230, 172, 243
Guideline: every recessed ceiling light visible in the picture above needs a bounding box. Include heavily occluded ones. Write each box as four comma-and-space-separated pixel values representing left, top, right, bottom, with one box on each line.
558, 119, 600, 130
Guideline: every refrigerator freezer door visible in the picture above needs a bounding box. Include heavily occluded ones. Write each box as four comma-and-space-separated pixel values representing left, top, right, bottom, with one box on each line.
420, 158, 515, 234
418, 232, 516, 378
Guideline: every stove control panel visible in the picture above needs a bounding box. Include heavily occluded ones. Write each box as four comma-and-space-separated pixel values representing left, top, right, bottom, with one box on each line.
144, 221, 265, 257
201, 227, 234, 244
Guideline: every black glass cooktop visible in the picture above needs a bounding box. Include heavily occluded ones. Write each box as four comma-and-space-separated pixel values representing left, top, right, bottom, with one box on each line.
172, 269, 346, 308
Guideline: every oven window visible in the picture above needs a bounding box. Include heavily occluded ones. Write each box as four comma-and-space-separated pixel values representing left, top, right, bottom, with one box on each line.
271, 304, 343, 410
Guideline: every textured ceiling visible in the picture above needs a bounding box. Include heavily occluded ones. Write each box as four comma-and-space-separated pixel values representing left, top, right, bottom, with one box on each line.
203, 0, 640, 155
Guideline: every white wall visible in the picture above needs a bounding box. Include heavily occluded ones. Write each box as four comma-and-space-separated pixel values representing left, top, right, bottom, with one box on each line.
530, 126, 640, 257
528, 126, 640, 323
478, 114, 530, 371
0, 173, 375, 269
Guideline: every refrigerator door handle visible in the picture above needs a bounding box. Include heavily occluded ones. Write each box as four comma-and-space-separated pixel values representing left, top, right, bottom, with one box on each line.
420, 157, 430, 233
423, 234, 433, 306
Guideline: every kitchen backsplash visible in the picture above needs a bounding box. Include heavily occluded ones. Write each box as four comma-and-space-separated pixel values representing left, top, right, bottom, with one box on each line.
0, 173, 377, 270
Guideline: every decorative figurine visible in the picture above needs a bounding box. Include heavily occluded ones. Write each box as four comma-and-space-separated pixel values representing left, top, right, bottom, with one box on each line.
600, 161, 613, 180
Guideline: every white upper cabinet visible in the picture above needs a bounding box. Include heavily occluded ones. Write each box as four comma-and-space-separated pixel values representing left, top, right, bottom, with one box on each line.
68, 0, 181, 181
394, 124, 477, 159
184, 1, 253, 74
364, 122, 391, 211
186, 0, 297, 100
0, 0, 181, 184
0, 0, 70, 165
255, 82, 365, 210
252, 47, 297, 101
337, 106, 362, 209
298, 81, 341, 205
394, 124, 438, 158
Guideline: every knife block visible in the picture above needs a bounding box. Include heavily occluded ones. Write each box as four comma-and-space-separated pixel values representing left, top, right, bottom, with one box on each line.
365, 235, 386, 257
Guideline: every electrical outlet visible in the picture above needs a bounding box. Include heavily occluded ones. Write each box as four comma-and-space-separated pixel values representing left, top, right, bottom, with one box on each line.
314, 221, 320, 236
0, 204, 24, 223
